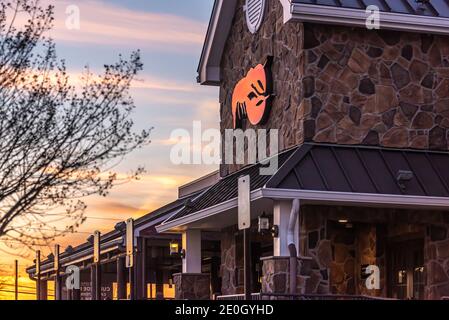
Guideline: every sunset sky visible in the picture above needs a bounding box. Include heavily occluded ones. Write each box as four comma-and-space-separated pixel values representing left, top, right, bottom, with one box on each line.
0, 0, 217, 299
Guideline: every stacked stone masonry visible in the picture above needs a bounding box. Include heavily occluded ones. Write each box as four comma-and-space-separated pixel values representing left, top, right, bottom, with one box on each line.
219, 0, 449, 176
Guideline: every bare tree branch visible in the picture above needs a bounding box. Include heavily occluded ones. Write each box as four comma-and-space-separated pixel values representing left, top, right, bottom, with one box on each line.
0, 0, 152, 253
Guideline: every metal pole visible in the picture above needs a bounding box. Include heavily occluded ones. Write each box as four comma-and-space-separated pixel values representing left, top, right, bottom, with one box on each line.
36, 250, 41, 301
95, 263, 101, 300
244, 228, 252, 300
14, 260, 18, 300
117, 256, 126, 300
90, 265, 96, 300
128, 264, 134, 300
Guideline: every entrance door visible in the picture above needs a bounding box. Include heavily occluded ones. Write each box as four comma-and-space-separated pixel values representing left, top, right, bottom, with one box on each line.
388, 239, 425, 300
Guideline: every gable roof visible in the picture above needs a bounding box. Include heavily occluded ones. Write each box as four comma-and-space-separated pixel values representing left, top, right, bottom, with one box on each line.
158, 143, 449, 231
198, 0, 449, 85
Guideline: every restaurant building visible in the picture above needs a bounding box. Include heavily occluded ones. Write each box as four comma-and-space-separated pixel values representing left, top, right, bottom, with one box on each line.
157, 0, 449, 300
29, 0, 449, 300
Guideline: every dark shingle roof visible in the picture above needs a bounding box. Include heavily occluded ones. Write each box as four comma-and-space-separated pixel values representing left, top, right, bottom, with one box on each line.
292, 0, 449, 18
164, 147, 297, 223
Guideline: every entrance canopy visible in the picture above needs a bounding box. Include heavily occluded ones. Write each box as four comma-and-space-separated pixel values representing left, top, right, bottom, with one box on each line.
157, 143, 449, 232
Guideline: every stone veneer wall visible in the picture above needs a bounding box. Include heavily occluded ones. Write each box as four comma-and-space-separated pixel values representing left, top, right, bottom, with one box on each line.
220, 225, 243, 295
300, 206, 449, 299
173, 273, 211, 300
218, 1, 449, 176
425, 224, 449, 299
303, 25, 449, 149
219, 0, 304, 176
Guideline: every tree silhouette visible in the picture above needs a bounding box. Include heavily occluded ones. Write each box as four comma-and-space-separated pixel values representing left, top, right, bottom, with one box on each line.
0, 1, 151, 253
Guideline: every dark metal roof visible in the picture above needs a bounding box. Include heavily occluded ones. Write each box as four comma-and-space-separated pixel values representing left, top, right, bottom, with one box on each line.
26, 191, 202, 275
292, 0, 449, 18
164, 148, 297, 223
163, 143, 449, 225
267, 143, 449, 197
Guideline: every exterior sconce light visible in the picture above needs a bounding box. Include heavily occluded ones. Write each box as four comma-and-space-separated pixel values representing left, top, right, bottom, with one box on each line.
169, 240, 179, 256
180, 249, 186, 259
258, 212, 279, 238
169, 240, 186, 259
338, 219, 353, 229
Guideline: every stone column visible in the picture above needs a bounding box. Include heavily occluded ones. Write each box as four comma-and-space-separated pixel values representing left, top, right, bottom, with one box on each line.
261, 256, 313, 296
173, 273, 211, 300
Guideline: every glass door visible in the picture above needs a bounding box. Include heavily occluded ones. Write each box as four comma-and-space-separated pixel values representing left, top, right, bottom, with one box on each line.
388, 239, 424, 300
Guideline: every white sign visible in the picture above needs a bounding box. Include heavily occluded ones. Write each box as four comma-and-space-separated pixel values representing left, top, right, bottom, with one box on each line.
126, 218, 134, 268
93, 231, 100, 263
238, 175, 251, 230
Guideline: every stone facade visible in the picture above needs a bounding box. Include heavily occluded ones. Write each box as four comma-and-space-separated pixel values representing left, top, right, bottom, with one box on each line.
261, 256, 314, 295
173, 273, 211, 300
425, 224, 449, 299
220, 0, 304, 176
299, 205, 449, 300
220, 226, 243, 295
303, 25, 449, 150
219, 0, 449, 176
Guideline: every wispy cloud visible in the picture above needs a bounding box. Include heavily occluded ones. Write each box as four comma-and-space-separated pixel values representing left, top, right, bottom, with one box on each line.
46, 0, 207, 52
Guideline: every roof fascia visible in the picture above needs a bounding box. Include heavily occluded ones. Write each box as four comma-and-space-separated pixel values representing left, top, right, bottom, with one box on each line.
287, 3, 449, 35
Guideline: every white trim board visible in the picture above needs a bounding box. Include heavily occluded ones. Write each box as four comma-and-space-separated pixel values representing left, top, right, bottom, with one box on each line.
156, 188, 449, 232
288, 3, 449, 35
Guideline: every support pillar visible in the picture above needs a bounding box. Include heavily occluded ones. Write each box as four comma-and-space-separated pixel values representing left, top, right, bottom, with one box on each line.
273, 200, 299, 257
182, 229, 202, 274
95, 264, 102, 300
155, 268, 164, 300
55, 273, 62, 300
72, 288, 81, 300
135, 237, 147, 300
90, 265, 97, 300
174, 229, 210, 300
38, 280, 48, 300
117, 256, 127, 300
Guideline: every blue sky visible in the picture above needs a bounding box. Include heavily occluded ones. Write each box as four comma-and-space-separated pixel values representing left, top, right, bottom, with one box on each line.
0, 0, 220, 273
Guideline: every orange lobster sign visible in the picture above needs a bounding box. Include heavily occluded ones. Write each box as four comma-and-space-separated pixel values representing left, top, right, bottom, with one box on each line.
232, 58, 273, 129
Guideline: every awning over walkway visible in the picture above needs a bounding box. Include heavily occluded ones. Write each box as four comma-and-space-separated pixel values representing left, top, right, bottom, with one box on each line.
157, 143, 449, 232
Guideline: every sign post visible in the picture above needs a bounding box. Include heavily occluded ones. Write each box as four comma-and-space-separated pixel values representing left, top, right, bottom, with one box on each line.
126, 218, 134, 300
35, 250, 41, 300
238, 175, 252, 300
54, 244, 62, 300
14, 260, 18, 300
93, 231, 101, 300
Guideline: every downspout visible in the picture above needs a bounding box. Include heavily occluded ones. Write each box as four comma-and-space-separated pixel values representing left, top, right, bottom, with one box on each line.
287, 199, 300, 295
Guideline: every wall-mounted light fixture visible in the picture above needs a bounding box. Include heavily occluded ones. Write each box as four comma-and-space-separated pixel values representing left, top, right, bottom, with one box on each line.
169, 240, 186, 259
338, 219, 353, 229
169, 240, 179, 256
258, 212, 279, 238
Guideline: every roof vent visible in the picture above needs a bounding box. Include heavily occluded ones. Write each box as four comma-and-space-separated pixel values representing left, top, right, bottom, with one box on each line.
244, 0, 266, 34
